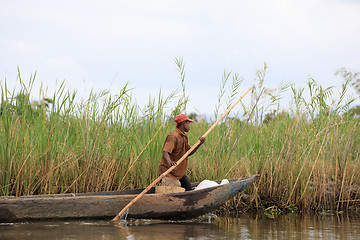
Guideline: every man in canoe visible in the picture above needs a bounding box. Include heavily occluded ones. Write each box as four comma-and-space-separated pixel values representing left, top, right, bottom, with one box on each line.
158, 114, 205, 191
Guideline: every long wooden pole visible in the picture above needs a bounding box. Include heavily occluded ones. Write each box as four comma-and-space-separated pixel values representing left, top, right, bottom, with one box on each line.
112, 87, 251, 221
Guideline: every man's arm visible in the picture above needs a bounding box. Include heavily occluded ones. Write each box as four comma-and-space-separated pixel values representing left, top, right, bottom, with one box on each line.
163, 151, 177, 166
189, 137, 205, 156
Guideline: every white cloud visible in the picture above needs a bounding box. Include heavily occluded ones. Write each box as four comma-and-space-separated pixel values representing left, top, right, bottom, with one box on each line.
13, 41, 39, 55
1, 0, 360, 115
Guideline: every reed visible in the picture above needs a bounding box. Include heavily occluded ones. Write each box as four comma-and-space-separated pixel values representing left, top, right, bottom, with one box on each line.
1, 65, 359, 214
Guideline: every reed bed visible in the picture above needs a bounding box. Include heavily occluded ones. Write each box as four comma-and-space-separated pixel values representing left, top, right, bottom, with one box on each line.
1, 65, 359, 214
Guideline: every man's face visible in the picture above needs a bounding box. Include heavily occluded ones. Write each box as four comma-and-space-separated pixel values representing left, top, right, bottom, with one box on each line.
183, 120, 191, 132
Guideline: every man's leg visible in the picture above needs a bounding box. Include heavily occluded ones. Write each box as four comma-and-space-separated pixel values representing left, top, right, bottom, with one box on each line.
179, 174, 192, 191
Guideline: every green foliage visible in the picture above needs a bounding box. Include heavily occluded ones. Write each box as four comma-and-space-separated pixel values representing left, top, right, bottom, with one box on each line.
345, 106, 360, 118
335, 68, 360, 118
336, 67, 360, 94
1, 64, 359, 215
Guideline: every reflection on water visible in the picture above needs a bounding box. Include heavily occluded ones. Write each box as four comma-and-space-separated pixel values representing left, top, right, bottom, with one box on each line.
214, 213, 360, 240
0, 213, 359, 240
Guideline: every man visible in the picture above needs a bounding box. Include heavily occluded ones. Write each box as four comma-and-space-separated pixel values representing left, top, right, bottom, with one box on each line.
158, 114, 205, 191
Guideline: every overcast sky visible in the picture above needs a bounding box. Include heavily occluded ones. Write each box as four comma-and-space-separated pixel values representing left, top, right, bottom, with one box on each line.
1, 0, 359, 116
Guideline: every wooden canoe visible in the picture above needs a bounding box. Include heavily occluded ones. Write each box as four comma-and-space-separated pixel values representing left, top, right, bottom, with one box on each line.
0, 174, 259, 222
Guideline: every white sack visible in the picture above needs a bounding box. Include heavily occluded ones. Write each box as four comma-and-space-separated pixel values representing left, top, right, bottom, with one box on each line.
194, 179, 229, 190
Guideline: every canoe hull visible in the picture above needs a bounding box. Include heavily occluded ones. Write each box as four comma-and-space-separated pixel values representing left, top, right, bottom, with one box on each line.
0, 175, 259, 222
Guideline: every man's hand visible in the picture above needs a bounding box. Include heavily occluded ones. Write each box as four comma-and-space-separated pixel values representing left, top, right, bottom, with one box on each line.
168, 160, 177, 167
199, 137, 205, 145
163, 151, 177, 166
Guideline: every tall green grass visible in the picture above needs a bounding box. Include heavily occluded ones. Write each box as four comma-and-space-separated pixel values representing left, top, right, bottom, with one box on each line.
1, 64, 359, 213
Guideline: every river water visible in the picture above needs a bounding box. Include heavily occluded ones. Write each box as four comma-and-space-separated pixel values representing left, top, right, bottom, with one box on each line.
1, 213, 359, 239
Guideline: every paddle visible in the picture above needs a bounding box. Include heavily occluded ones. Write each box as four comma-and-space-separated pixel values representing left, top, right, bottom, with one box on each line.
112, 87, 251, 221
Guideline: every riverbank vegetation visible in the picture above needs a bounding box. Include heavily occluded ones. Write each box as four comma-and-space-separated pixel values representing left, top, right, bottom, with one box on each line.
1, 63, 359, 214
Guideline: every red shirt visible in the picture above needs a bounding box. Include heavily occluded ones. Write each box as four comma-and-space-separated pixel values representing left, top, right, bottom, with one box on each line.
158, 128, 191, 180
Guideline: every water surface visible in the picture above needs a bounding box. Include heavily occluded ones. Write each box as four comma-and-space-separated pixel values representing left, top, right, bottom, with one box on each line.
1, 214, 359, 239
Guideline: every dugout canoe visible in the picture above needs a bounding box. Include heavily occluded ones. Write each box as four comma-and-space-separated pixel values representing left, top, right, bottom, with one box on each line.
0, 174, 259, 222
